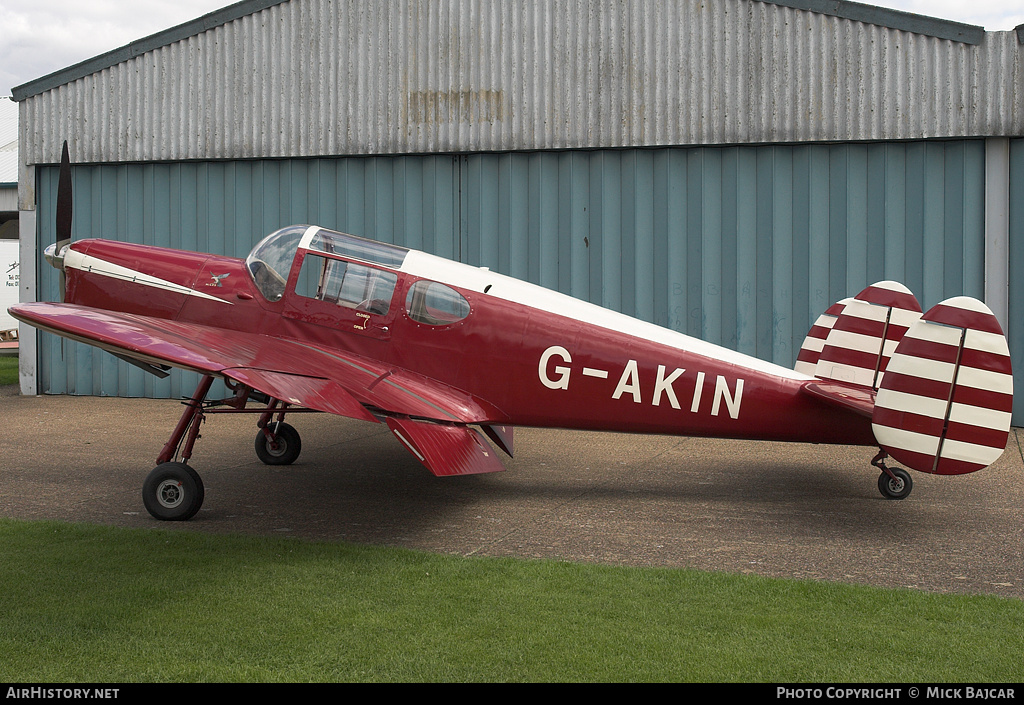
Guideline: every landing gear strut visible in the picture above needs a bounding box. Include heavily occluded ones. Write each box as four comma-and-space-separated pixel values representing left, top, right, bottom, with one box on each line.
142, 375, 213, 521
871, 449, 913, 500
141, 375, 309, 520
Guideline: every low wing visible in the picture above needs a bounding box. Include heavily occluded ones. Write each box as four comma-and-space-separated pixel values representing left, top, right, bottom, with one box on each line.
223, 367, 378, 423
11, 302, 510, 475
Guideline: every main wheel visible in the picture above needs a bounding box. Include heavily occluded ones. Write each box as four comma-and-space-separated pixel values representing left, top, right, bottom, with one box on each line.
255, 422, 302, 465
143, 462, 205, 520
877, 467, 913, 500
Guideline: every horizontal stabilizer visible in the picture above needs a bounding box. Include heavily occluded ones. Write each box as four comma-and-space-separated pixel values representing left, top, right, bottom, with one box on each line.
813, 281, 922, 389
872, 297, 1013, 475
387, 417, 506, 476
801, 381, 875, 417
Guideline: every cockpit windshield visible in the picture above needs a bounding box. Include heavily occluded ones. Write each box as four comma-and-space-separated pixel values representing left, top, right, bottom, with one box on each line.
246, 225, 409, 301
246, 226, 308, 301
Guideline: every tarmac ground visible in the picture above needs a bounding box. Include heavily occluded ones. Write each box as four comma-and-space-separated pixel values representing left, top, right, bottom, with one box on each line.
2, 386, 1022, 600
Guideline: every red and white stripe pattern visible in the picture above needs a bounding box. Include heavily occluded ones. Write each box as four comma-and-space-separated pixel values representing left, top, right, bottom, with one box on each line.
872, 296, 1013, 475
795, 300, 848, 376
813, 281, 922, 389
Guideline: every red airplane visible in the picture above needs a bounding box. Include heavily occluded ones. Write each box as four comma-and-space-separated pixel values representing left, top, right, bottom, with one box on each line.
10, 145, 1014, 520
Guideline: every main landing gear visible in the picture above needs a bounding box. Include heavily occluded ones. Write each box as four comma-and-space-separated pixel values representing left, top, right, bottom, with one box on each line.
141, 375, 309, 520
871, 449, 913, 500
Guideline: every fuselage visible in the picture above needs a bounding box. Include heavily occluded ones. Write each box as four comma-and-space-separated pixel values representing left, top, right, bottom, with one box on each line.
60, 230, 876, 447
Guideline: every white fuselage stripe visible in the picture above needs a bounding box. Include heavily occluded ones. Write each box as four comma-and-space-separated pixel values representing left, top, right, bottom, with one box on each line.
65, 250, 232, 305
400, 250, 809, 381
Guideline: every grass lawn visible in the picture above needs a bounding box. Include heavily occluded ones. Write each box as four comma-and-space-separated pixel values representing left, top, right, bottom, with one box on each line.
0, 355, 17, 385
1, 518, 1021, 683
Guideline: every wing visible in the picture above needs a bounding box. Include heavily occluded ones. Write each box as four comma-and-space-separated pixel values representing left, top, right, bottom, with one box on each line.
11, 302, 511, 475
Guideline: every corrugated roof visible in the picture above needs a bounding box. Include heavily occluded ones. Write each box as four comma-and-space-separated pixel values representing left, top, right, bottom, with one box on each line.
11, 0, 989, 103
11, 0, 288, 102
758, 0, 985, 43
12, 0, 1023, 164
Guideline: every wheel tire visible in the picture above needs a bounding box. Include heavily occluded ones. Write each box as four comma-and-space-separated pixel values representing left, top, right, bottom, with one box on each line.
143, 462, 205, 521
877, 467, 913, 500
255, 422, 302, 465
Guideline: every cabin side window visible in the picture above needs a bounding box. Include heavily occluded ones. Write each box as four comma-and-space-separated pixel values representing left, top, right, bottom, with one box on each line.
295, 253, 397, 315
405, 280, 470, 325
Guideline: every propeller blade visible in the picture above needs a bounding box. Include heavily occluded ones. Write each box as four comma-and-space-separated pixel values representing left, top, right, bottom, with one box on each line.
55, 140, 72, 302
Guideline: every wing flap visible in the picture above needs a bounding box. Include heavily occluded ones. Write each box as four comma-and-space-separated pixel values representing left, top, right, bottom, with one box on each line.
481, 424, 514, 457
386, 417, 506, 476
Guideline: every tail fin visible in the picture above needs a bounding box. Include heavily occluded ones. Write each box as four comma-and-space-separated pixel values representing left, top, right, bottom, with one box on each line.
871, 297, 1013, 475
794, 299, 849, 376
797, 281, 922, 389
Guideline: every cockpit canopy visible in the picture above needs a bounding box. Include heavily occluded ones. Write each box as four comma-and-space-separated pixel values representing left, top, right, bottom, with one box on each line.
246, 225, 409, 302
246, 225, 471, 326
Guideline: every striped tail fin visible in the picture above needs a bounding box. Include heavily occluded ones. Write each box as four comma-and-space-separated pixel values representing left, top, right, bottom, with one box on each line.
871, 297, 1014, 475
794, 299, 850, 376
797, 281, 922, 390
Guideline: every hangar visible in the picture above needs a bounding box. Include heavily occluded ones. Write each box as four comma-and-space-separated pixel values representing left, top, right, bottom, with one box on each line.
1, 97, 17, 339
10, 0, 1024, 421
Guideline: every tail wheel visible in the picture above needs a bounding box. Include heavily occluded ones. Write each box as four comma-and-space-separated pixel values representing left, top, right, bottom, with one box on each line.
143, 462, 205, 520
255, 422, 302, 465
877, 467, 913, 500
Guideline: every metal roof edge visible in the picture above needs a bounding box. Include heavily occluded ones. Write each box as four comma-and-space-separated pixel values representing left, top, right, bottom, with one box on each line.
11, 0, 289, 102
756, 0, 986, 44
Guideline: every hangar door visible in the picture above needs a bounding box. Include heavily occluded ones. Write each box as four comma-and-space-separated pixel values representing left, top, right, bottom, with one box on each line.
35, 140, 989, 411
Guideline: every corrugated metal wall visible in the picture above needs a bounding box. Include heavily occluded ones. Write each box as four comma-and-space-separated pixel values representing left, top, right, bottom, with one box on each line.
17, 0, 1024, 166
36, 140, 989, 405
458, 142, 985, 363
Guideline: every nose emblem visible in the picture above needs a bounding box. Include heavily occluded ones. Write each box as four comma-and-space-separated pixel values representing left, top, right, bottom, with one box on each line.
207, 273, 230, 287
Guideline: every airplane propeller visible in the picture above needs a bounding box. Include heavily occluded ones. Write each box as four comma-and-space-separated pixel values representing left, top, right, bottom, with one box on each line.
54, 140, 73, 301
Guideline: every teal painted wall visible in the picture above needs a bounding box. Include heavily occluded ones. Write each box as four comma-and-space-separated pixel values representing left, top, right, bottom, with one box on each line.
36, 141, 993, 414
1008, 138, 1024, 426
